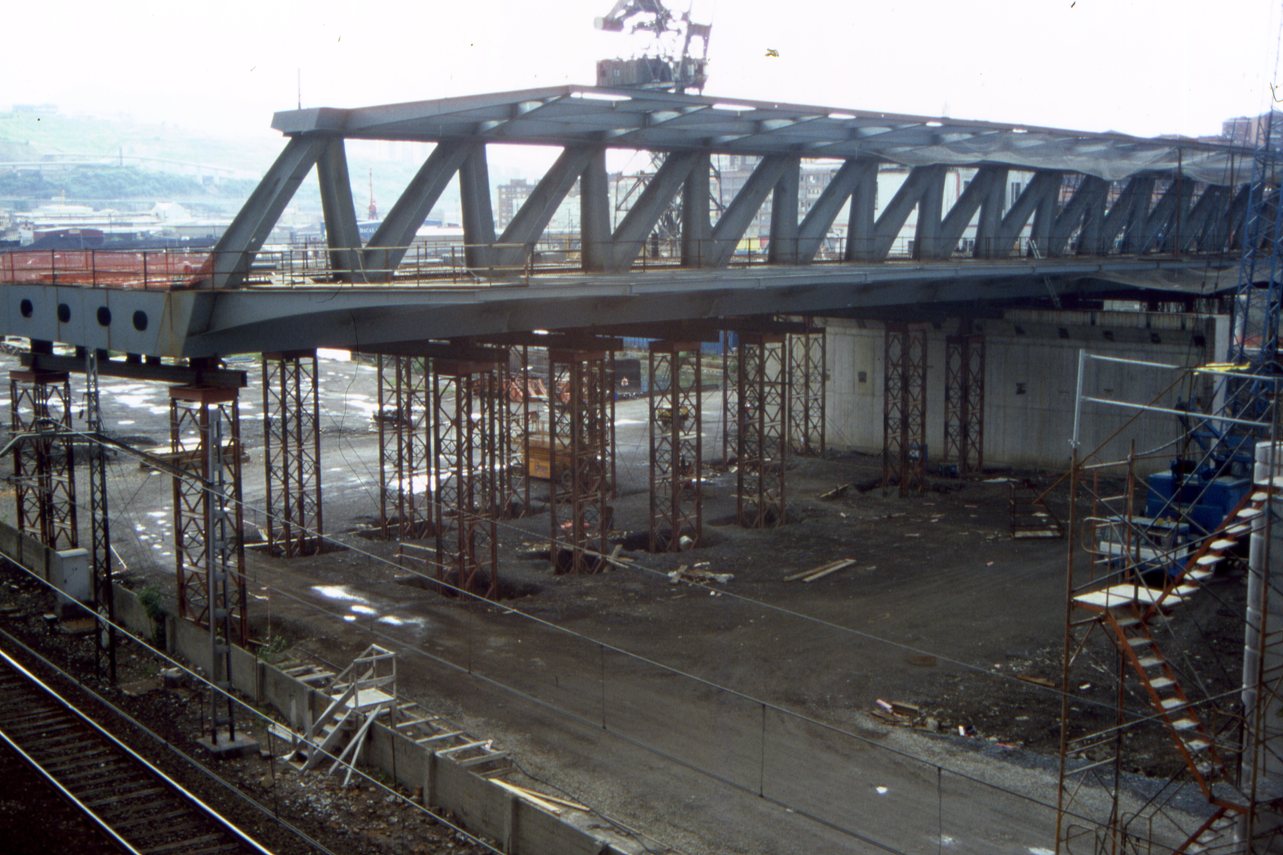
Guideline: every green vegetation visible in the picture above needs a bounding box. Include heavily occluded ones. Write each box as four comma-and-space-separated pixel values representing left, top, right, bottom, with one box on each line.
0, 165, 257, 205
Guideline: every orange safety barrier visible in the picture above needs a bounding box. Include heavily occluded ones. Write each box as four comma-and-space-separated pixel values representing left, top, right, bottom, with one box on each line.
0, 249, 211, 289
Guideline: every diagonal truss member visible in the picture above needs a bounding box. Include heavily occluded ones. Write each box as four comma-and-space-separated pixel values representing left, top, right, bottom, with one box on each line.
883, 324, 928, 495
787, 326, 826, 457
737, 333, 787, 527
649, 341, 703, 551
376, 354, 433, 539
9, 368, 77, 549
262, 351, 323, 556
944, 333, 985, 475
170, 385, 248, 645
432, 359, 500, 598
549, 349, 611, 573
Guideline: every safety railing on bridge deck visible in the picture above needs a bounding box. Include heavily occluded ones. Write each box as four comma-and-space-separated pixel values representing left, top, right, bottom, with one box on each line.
0, 233, 1219, 291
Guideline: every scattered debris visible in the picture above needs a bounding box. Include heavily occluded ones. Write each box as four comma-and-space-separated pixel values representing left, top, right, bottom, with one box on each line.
819, 482, 854, 500
784, 558, 856, 583
492, 780, 590, 815
1017, 674, 1055, 688
668, 566, 734, 585
872, 698, 923, 726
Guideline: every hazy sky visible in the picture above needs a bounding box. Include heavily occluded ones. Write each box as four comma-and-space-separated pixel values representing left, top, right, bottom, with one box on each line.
6, 0, 1283, 145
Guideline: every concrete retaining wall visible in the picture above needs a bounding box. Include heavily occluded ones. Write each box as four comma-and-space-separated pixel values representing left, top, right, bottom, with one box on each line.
823, 309, 1228, 470
0, 519, 631, 854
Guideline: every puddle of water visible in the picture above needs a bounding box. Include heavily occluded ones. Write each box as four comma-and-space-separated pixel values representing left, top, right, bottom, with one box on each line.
311, 584, 368, 604
310, 584, 427, 631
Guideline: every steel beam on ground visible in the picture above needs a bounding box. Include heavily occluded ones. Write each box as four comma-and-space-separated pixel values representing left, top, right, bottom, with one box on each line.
169, 385, 247, 645
376, 354, 432, 539
883, 324, 928, 495
548, 349, 610, 573
736, 333, 787, 527
787, 326, 826, 457
9, 368, 76, 549
944, 333, 985, 475
649, 341, 703, 551
262, 351, 322, 557
432, 360, 500, 598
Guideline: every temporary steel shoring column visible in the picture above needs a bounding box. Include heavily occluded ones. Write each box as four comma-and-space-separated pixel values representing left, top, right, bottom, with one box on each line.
883, 324, 928, 495
376, 355, 432, 539
737, 333, 787, 527
9, 368, 76, 549
169, 385, 248, 646
721, 331, 738, 462
85, 352, 116, 683
944, 333, 985, 475
548, 349, 610, 573
787, 327, 826, 457
262, 351, 322, 557
496, 345, 532, 517
649, 342, 703, 551
432, 360, 500, 599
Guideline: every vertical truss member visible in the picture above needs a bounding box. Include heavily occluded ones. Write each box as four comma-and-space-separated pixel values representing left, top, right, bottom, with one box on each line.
432, 360, 500, 599
262, 351, 323, 556
376, 354, 433, 539
883, 324, 928, 495
721, 330, 738, 463
787, 325, 826, 457
737, 333, 787, 527
495, 345, 532, 517
649, 341, 703, 551
549, 349, 611, 573
84, 352, 116, 683
169, 385, 247, 645
944, 332, 985, 475
9, 368, 77, 549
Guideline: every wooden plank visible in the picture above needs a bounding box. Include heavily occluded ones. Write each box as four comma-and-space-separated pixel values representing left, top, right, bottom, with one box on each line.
802, 558, 856, 583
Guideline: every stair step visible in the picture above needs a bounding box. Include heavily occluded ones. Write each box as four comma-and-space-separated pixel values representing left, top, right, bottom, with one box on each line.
1196, 554, 1224, 567
1252, 490, 1271, 502
1138, 656, 1163, 669
1226, 523, 1251, 536
1188, 569, 1214, 582
1160, 697, 1187, 711
1210, 539, 1237, 551
1184, 738, 1212, 753
1237, 507, 1264, 520
1128, 636, 1153, 649
1172, 717, 1198, 731
1150, 676, 1175, 689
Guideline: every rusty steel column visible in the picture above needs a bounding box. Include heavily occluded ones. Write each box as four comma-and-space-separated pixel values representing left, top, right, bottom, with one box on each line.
787, 326, 826, 457
262, 351, 322, 556
376, 354, 432, 539
648, 341, 703, 551
721, 330, 738, 463
883, 324, 928, 495
737, 333, 787, 527
85, 352, 116, 682
169, 385, 247, 645
944, 333, 985, 475
548, 349, 610, 573
432, 360, 500, 598
9, 368, 76, 549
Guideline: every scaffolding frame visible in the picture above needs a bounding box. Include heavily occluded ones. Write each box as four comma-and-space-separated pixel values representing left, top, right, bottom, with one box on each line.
376, 354, 432, 539
262, 351, 322, 556
548, 349, 610, 573
432, 359, 500, 598
10, 368, 77, 549
169, 385, 247, 646
944, 333, 985, 475
787, 326, 826, 457
883, 324, 928, 495
721, 330, 738, 462
84, 352, 116, 683
736, 333, 787, 527
496, 344, 533, 517
649, 341, 703, 551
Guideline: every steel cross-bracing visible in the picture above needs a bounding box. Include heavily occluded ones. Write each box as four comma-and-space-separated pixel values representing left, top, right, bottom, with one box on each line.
84, 351, 116, 682
496, 345, 533, 518
431, 359, 501, 599
721, 331, 738, 463
548, 349, 611, 574
262, 351, 322, 557
9, 369, 77, 549
944, 333, 985, 475
787, 326, 826, 457
883, 324, 928, 496
169, 385, 248, 646
736, 333, 787, 528
648, 341, 702, 551
376, 354, 433, 540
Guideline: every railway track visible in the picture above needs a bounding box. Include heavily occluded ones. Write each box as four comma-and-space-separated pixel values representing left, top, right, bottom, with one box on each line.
0, 644, 272, 855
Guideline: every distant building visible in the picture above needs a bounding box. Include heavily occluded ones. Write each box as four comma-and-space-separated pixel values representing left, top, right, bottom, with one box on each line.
1222, 111, 1283, 148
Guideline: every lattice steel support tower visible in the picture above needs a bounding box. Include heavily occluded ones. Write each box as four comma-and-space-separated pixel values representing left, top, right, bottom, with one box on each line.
85, 352, 116, 682
737, 333, 787, 527
548, 349, 610, 573
496, 345, 532, 517
787, 326, 826, 457
432, 360, 500, 598
376, 354, 433, 539
883, 324, 928, 495
649, 341, 703, 551
169, 385, 248, 646
9, 368, 77, 549
944, 333, 985, 475
262, 351, 322, 556
721, 330, 738, 462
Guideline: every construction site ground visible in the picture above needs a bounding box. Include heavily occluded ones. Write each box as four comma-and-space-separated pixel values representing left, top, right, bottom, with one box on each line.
0, 349, 1247, 854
